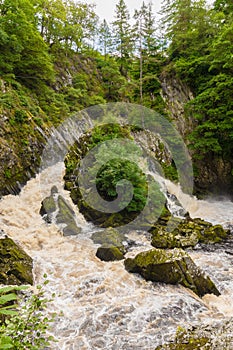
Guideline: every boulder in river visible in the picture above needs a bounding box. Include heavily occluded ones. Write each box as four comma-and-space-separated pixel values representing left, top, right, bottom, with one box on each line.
150, 216, 230, 249
124, 248, 220, 297
92, 228, 126, 261
40, 186, 81, 236
0, 233, 33, 285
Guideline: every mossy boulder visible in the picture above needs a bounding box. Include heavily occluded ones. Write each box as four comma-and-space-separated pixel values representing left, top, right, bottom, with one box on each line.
124, 248, 220, 297
92, 228, 126, 261
96, 245, 124, 261
40, 186, 81, 236
150, 217, 230, 249
39, 186, 57, 223
0, 235, 33, 285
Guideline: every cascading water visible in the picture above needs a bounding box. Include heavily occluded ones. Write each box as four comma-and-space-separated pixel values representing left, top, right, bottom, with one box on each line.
1, 159, 233, 349
1, 102, 233, 349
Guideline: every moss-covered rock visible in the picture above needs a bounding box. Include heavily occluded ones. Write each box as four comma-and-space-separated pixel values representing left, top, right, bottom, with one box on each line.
96, 245, 124, 261
40, 187, 81, 236
39, 186, 57, 223
92, 228, 126, 261
91, 228, 126, 248
150, 216, 230, 249
0, 235, 33, 285
124, 248, 220, 297
63, 123, 169, 228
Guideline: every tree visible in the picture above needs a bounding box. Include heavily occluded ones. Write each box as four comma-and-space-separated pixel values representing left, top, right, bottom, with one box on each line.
188, 12, 233, 157
65, 0, 98, 52
0, 0, 54, 87
112, 0, 134, 75
214, 0, 233, 16
98, 19, 113, 59
133, 2, 159, 104
35, 0, 66, 48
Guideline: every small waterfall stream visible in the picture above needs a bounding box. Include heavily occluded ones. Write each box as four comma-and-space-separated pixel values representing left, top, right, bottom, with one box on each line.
0, 160, 233, 349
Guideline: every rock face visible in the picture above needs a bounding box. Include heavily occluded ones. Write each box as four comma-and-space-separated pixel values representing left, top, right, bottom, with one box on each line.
92, 228, 126, 261
0, 234, 33, 285
160, 71, 233, 195
40, 186, 81, 236
124, 248, 220, 297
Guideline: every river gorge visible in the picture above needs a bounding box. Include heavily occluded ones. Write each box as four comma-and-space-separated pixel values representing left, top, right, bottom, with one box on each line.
1, 159, 233, 349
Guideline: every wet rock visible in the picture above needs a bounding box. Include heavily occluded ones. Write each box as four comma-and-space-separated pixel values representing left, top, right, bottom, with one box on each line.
40, 187, 81, 236
57, 195, 81, 236
156, 318, 233, 350
96, 245, 124, 261
39, 186, 57, 223
91, 228, 126, 248
150, 217, 230, 249
0, 234, 33, 285
92, 228, 126, 261
124, 248, 220, 297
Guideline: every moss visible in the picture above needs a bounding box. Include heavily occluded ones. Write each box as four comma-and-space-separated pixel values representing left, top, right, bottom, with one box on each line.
150, 217, 230, 249
40, 196, 56, 216
96, 245, 124, 261
0, 237, 33, 285
56, 196, 81, 235
91, 228, 126, 250
124, 248, 220, 297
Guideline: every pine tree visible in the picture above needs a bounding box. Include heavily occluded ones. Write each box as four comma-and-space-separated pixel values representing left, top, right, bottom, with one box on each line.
112, 0, 134, 75
98, 19, 113, 59
132, 1, 162, 108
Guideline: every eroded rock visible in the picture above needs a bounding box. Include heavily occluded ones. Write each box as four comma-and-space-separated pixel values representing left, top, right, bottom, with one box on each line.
40, 186, 81, 236
124, 248, 220, 297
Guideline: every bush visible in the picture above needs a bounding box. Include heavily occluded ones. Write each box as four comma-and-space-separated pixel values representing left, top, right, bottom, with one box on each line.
0, 277, 56, 349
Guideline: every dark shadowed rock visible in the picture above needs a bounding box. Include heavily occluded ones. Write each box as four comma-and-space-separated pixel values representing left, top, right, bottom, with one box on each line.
0, 235, 33, 285
96, 245, 124, 261
124, 248, 220, 297
92, 228, 126, 261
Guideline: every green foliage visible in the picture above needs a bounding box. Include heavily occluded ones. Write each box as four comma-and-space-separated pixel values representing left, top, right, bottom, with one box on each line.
89, 123, 132, 148
14, 110, 27, 124
112, 0, 134, 75
0, 277, 56, 350
96, 158, 148, 212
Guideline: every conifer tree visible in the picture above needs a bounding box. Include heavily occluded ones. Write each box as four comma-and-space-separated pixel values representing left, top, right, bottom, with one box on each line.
98, 19, 113, 59
112, 0, 134, 75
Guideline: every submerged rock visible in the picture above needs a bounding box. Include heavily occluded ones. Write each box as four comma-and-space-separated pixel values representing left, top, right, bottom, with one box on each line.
124, 248, 220, 297
156, 318, 233, 349
40, 186, 81, 236
92, 228, 126, 261
0, 234, 33, 285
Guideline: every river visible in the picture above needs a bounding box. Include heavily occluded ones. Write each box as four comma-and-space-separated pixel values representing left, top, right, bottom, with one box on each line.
0, 162, 233, 349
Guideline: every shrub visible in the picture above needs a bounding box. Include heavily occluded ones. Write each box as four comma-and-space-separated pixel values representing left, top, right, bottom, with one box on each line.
0, 277, 56, 349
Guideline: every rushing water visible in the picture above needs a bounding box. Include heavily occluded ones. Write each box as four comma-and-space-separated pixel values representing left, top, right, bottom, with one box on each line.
0, 162, 233, 349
